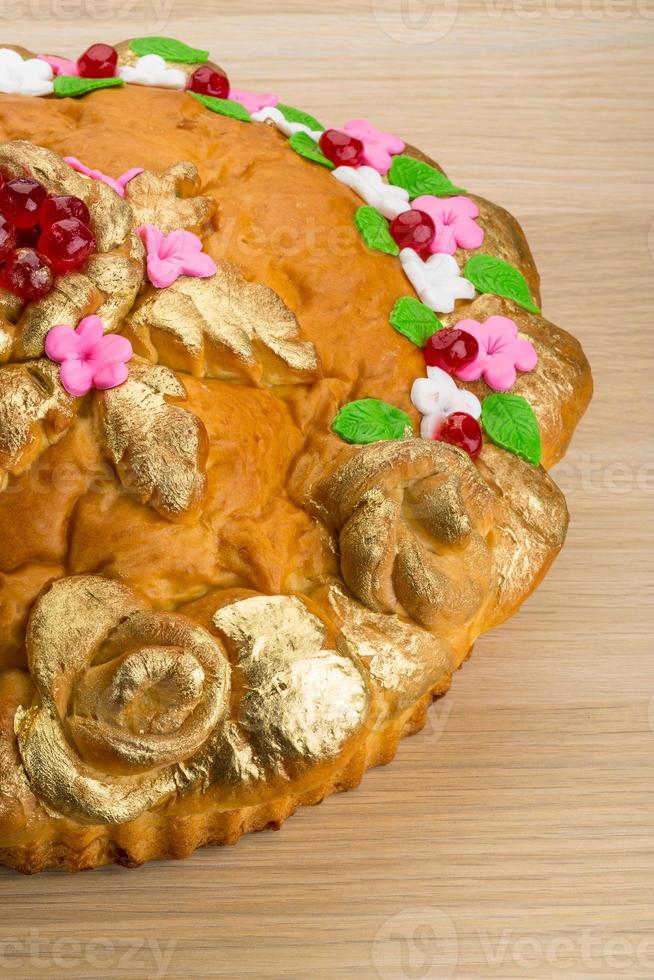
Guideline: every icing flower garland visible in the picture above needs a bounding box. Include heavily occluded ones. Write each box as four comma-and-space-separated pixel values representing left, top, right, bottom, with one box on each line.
138, 225, 217, 288
0, 48, 53, 96
3, 39, 422, 305
118, 54, 186, 90
412, 195, 484, 255
405, 316, 538, 456
64, 157, 144, 198
411, 366, 482, 440
332, 166, 409, 220
252, 105, 322, 140
1, 34, 544, 465
400, 249, 475, 314
45, 315, 133, 397
454, 316, 538, 391
38, 54, 78, 77
339, 120, 405, 176
231, 90, 278, 114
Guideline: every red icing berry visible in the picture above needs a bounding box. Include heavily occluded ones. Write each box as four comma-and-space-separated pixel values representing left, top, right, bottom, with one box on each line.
319, 130, 364, 168
437, 412, 482, 460
77, 43, 118, 79
16, 226, 40, 249
1, 248, 53, 301
37, 218, 96, 275
0, 214, 16, 262
423, 327, 479, 374
188, 65, 230, 99
0, 177, 48, 229
390, 209, 435, 255
40, 195, 91, 229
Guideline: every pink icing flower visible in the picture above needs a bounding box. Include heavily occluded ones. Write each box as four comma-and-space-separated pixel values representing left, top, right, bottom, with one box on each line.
138, 225, 217, 289
454, 316, 538, 391
38, 54, 79, 76
64, 157, 144, 198
45, 315, 133, 397
412, 195, 484, 255
231, 89, 279, 114
339, 119, 404, 175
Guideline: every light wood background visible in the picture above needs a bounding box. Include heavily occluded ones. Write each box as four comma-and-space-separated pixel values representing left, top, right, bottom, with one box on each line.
0, 3, 652, 978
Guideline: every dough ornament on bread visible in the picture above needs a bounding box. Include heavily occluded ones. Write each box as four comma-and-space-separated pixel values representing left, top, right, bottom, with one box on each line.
0, 38, 591, 872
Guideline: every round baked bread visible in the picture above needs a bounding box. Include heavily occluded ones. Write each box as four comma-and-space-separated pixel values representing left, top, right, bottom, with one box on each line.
0, 38, 591, 873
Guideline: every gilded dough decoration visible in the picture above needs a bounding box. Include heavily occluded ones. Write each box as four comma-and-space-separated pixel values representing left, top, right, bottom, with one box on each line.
124, 161, 215, 234
213, 594, 370, 778
312, 440, 497, 635
0, 64, 592, 870
0, 141, 144, 360
0, 139, 320, 522
0, 359, 74, 485
126, 261, 319, 384
13, 579, 371, 823
95, 359, 209, 520
312, 440, 569, 639
15, 575, 231, 824
321, 584, 455, 720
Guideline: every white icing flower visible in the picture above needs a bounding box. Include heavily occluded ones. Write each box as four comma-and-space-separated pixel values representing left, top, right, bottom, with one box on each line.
0, 48, 53, 97
251, 105, 322, 141
118, 54, 186, 90
332, 165, 409, 220
399, 248, 475, 314
411, 366, 482, 439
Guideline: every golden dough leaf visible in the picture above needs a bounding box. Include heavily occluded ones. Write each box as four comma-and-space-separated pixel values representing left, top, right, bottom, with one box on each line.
124, 161, 214, 234
126, 262, 319, 384
0, 359, 75, 486
95, 359, 208, 521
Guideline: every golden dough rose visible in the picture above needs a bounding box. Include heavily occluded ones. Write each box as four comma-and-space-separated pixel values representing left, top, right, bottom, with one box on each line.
312, 440, 496, 634
14, 575, 231, 824
312, 439, 569, 639
10, 581, 372, 826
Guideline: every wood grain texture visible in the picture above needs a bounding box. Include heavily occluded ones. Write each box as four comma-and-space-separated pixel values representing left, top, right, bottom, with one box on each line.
0, 4, 652, 978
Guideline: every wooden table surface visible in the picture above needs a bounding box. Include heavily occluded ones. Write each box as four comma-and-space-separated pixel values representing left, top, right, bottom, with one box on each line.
0, 4, 652, 978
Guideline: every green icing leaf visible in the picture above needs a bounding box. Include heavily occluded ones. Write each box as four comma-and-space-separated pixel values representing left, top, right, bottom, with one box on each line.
130, 36, 209, 63
481, 393, 542, 465
388, 155, 465, 199
389, 296, 443, 346
189, 93, 251, 122
333, 399, 414, 445
276, 103, 323, 132
288, 131, 333, 168
355, 206, 399, 256
53, 75, 123, 98
464, 254, 540, 314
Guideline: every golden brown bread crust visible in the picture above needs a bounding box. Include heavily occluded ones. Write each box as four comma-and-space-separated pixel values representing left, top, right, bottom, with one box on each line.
0, 50, 591, 872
